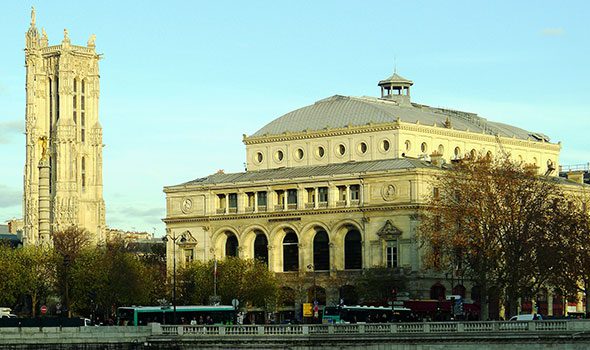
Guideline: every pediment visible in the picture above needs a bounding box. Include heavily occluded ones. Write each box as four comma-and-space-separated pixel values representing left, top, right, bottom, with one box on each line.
376, 220, 402, 240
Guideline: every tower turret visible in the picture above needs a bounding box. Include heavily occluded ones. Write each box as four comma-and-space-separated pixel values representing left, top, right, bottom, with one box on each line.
378, 72, 413, 106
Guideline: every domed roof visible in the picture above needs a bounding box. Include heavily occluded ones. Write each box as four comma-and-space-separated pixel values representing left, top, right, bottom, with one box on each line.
251, 95, 546, 142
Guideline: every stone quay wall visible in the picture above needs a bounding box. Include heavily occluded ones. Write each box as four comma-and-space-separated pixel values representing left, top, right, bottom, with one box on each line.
1, 321, 590, 349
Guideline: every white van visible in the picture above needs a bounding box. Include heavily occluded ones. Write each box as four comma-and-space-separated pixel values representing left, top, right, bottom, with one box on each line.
509, 314, 542, 321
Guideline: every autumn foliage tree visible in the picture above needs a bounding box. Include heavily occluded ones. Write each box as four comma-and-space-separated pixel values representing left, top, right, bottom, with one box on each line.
419, 155, 575, 319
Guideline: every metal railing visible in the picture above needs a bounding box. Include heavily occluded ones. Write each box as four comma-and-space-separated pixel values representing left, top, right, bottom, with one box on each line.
155, 320, 589, 337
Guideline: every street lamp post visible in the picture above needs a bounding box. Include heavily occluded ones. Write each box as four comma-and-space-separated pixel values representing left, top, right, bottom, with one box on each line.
162, 231, 186, 325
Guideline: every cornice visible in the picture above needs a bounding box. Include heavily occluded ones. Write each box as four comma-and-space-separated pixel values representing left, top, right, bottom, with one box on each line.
243, 120, 560, 152
163, 167, 437, 193
162, 203, 425, 224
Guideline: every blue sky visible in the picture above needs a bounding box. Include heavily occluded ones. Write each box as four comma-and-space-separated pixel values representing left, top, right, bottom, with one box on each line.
1, 1, 588, 235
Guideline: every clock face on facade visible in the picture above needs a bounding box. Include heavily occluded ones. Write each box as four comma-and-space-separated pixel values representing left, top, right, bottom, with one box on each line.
181, 198, 193, 214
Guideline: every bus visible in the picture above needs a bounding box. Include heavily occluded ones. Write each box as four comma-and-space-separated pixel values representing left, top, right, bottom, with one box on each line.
117, 305, 235, 326
322, 305, 413, 324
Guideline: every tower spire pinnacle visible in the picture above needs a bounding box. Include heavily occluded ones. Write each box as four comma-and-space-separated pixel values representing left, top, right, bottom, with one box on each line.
30, 7, 36, 27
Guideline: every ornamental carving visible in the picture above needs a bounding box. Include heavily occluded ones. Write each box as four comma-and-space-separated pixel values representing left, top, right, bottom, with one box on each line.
381, 184, 397, 201
376, 220, 402, 240
181, 198, 193, 214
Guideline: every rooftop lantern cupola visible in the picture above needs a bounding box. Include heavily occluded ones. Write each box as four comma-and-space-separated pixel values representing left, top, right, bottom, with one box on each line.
378, 72, 413, 106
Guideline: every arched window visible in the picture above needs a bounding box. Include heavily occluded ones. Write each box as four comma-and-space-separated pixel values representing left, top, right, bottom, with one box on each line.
454, 147, 461, 159
430, 283, 446, 300
283, 231, 299, 272
344, 229, 362, 269
225, 233, 238, 257
254, 232, 268, 265
81, 79, 86, 143
313, 230, 330, 271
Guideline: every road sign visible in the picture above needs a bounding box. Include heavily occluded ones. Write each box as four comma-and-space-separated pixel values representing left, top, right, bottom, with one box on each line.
232, 298, 240, 308
303, 303, 312, 317
40, 305, 47, 315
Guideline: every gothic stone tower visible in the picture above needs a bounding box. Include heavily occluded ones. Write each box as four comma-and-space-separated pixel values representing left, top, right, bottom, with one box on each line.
23, 8, 106, 245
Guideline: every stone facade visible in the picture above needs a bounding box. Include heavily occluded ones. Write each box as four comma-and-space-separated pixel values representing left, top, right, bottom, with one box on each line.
163, 72, 564, 306
23, 8, 105, 245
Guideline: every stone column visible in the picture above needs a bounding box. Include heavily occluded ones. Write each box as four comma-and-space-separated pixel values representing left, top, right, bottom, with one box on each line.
38, 158, 51, 244
345, 185, 350, 207
224, 193, 229, 214
313, 186, 319, 209
254, 191, 258, 213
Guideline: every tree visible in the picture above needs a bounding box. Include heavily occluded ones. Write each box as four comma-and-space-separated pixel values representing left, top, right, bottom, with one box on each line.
354, 267, 406, 304
550, 192, 590, 314
418, 156, 572, 319
0, 244, 25, 308
52, 226, 92, 317
20, 245, 56, 317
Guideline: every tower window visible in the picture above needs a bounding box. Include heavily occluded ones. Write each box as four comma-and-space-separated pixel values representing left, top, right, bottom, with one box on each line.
382, 139, 390, 152
256, 152, 263, 163
405, 140, 411, 151
81, 156, 86, 189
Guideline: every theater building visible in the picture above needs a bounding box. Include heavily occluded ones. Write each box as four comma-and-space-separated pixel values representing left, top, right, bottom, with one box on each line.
163, 72, 562, 311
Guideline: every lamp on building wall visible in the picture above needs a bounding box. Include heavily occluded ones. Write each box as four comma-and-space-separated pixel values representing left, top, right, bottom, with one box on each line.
162, 231, 187, 324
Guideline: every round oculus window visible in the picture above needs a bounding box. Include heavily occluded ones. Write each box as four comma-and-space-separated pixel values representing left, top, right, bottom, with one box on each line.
317, 146, 325, 158
276, 150, 284, 162
382, 139, 390, 152
421, 142, 428, 153
405, 140, 411, 151
256, 152, 263, 163
338, 144, 346, 156
296, 148, 304, 160
358, 142, 368, 154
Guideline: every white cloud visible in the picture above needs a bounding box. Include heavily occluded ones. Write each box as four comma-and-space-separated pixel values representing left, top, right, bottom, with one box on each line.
541, 28, 565, 37
0, 120, 24, 144
0, 185, 21, 209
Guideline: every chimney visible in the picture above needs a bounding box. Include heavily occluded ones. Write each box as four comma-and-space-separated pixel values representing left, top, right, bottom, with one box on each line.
430, 151, 444, 168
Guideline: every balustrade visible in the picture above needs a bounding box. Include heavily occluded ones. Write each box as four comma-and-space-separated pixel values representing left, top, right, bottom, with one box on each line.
153, 320, 588, 337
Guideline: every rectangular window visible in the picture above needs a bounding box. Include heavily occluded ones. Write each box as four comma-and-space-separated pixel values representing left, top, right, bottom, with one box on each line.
184, 249, 193, 264
433, 187, 440, 199
257, 191, 267, 206
386, 241, 398, 268
318, 187, 328, 203
350, 185, 360, 201
287, 189, 297, 205
81, 95, 85, 110
228, 193, 238, 208
81, 113, 85, 143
